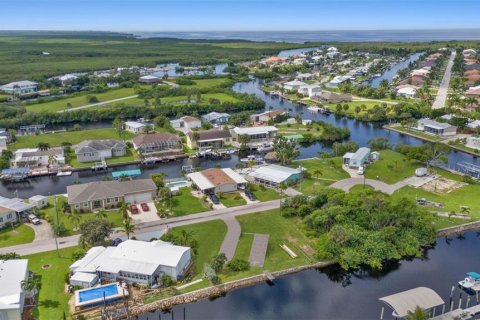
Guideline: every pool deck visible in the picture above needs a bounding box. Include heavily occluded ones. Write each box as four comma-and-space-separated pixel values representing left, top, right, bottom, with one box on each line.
75, 282, 128, 309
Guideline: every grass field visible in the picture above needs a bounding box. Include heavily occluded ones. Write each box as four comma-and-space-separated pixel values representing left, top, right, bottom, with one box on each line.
180, 78, 233, 89
25, 87, 138, 113
219, 192, 247, 207
0, 224, 35, 248
293, 157, 349, 193
10, 128, 133, 150
365, 149, 424, 184
386, 126, 442, 142
171, 187, 212, 216
247, 183, 281, 201
323, 100, 395, 116
277, 123, 324, 138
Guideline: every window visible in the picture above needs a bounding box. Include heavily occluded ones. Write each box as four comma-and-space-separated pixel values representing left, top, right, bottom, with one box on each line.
0, 217, 3, 223
114, 197, 119, 202
75, 204, 80, 209
6, 213, 12, 220
106, 198, 111, 204
83, 202, 88, 208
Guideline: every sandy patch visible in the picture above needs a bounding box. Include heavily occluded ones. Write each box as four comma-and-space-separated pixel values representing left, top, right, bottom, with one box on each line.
421, 177, 466, 193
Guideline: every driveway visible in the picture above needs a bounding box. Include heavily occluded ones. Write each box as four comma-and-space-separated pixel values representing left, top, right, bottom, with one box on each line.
330, 175, 436, 195
219, 217, 242, 261
129, 202, 160, 224
432, 51, 456, 110
30, 220, 54, 241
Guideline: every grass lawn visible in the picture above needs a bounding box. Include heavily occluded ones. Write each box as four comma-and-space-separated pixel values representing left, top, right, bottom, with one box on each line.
247, 183, 280, 201
26, 246, 79, 320
293, 157, 349, 193
277, 123, 325, 139
171, 187, 211, 216
233, 233, 255, 261
387, 126, 442, 142
324, 100, 395, 116
0, 224, 35, 248
40, 196, 124, 236
68, 148, 138, 168
25, 87, 139, 113
219, 192, 247, 208
11, 128, 133, 150
179, 78, 232, 89
365, 149, 424, 184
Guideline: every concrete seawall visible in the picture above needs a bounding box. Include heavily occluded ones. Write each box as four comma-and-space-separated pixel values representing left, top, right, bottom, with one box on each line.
437, 221, 480, 237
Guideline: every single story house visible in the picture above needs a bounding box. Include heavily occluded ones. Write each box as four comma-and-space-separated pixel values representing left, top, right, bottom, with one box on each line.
0, 259, 29, 320
466, 85, 480, 100
0, 80, 38, 95
230, 126, 278, 148
201, 112, 230, 125
248, 165, 302, 187
69, 240, 192, 287
73, 140, 126, 163
283, 80, 306, 91
313, 91, 352, 103
466, 136, 480, 150
397, 87, 417, 99
67, 179, 157, 211
124, 121, 147, 134
139, 75, 160, 84
28, 195, 48, 209
463, 49, 478, 58
250, 110, 286, 124
132, 133, 182, 156
186, 129, 232, 150
187, 168, 247, 194
343, 147, 371, 168
170, 116, 201, 131
57, 74, 78, 85
295, 73, 313, 81
0, 206, 17, 229
13, 147, 65, 167
0, 196, 35, 220
326, 76, 352, 88
298, 84, 322, 98
467, 120, 480, 130
417, 119, 457, 137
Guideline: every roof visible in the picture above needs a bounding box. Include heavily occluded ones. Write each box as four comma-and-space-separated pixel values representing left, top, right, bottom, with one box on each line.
284, 134, 304, 140
187, 168, 246, 190
0, 80, 38, 89
233, 126, 277, 136
0, 259, 28, 310
351, 147, 371, 161
74, 140, 125, 154
397, 87, 417, 95
467, 272, 480, 280
70, 272, 97, 284
112, 169, 142, 179
419, 119, 454, 130
0, 196, 35, 213
14, 147, 64, 158
181, 116, 200, 123
139, 75, 159, 80
28, 195, 47, 202
67, 179, 157, 204
317, 91, 351, 101
71, 240, 190, 275
201, 112, 230, 122
284, 80, 307, 87
379, 287, 444, 318
124, 121, 146, 129
0, 206, 12, 215
132, 133, 181, 147
249, 165, 301, 184
189, 129, 231, 142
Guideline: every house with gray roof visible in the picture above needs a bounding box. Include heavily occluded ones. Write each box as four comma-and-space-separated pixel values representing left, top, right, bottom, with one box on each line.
132, 133, 182, 156
343, 147, 371, 168
67, 179, 157, 211
186, 129, 232, 150
0, 80, 38, 95
201, 112, 230, 125
417, 119, 457, 137
73, 140, 126, 163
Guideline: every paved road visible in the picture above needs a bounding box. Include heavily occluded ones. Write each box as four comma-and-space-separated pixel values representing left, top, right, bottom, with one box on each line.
219, 217, 241, 261
58, 95, 139, 112
0, 200, 280, 256
432, 51, 456, 110
330, 176, 432, 195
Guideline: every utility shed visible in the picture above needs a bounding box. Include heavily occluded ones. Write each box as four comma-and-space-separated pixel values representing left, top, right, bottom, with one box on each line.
379, 287, 444, 318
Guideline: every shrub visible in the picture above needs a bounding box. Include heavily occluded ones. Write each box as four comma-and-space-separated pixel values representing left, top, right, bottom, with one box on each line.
161, 274, 174, 287
227, 259, 250, 272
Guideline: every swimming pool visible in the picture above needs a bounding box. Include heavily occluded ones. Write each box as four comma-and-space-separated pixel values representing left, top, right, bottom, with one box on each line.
166, 181, 188, 188
78, 283, 118, 302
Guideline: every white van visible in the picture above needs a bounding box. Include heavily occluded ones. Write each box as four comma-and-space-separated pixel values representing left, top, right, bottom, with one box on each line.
357, 166, 365, 175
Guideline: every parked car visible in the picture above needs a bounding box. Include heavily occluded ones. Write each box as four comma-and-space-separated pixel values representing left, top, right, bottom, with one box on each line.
130, 204, 139, 214
244, 189, 256, 201
209, 194, 220, 204
141, 203, 150, 212
111, 238, 123, 246
28, 214, 41, 225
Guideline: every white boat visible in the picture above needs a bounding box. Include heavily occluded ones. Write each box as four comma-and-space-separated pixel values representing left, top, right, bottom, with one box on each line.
307, 106, 320, 112
56, 171, 72, 177
459, 272, 480, 289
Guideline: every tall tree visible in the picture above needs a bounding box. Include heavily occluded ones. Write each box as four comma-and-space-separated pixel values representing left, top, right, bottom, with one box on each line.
273, 136, 300, 165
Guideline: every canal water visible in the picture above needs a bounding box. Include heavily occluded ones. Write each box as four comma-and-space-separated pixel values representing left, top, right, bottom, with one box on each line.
365, 52, 422, 88
142, 231, 480, 320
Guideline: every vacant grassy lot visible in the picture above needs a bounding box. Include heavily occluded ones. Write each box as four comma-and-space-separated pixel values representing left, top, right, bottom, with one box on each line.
178, 77, 233, 89
247, 183, 280, 201
323, 100, 394, 116
0, 224, 35, 248
11, 128, 133, 150
171, 187, 212, 216
219, 192, 247, 207
293, 157, 349, 193
365, 149, 424, 184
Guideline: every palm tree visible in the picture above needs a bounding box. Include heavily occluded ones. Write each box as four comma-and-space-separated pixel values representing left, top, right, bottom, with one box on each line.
37, 142, 50, 151
460, 206, 471, 216
68, 209, 81, 231
278, 182, 287, 215
21, 276, 42, 305
94, 210, 107, 219
122, 218, 136, 239
119, 202, 129, 220
406, 306, 429, 320
313, 169, 323, 179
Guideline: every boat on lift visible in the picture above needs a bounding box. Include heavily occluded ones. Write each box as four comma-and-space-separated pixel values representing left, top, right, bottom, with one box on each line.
459, 272, 480, 289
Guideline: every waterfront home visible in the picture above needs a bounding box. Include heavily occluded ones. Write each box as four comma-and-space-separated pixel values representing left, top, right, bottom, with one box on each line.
326, 76, 351, 88
417, 119, 457, 137
138, 75, 160, 84
28, 195, 48, 209
13, 147, 65, 167
466, 85, 480, 101
132, 133, 182, 156
0, 80, 38, 95
263, 56, 287, 65
18, 124, 46, 136
124, 121, 147, 134
283, 80, 307, 91
343, 147, 371, 168
0, 206, 17, 228
298, 84, 322, 98
250, 109, 286, 124
73, 140, 126, 163
0, 259, 29, 320
201, 112, 230, 125
313, 91, 352, 103
466, 136, 480, 150
248, 164, 302, 187
0, 196, 35, 221
186, 129, 232, 150
396, 86, 417, 99
67, 179, 157, 211
295, 73, 313, 81
467, 120, 480, 130
69, 239, 192, 287
170, 116, 201, 131
187, 168, 246, 195
463, 49, 478, 58
230, 126, 278, 148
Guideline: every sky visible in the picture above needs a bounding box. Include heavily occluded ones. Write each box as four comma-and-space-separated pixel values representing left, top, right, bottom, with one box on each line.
0, 0, 479, 31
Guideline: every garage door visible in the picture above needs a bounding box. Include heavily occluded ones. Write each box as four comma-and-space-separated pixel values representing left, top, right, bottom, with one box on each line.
125, 193, 153, 204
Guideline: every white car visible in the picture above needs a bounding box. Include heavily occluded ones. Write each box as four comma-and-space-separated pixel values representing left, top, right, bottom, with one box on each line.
357, 167, 365, 175
28, 214, 41, 225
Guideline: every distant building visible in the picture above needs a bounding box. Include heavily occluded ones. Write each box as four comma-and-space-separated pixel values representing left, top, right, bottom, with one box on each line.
186, 129, 232, 150
466, 136, 480, 150
69, 240, 192, 287
0, 259, 29, 320
13, 147, 65, 167
313, 91, 352, 103
201, 112, 230, 125
397, 86, 417, 99
295, 73, 313, 81
57, 74, 78, 85
250, 110, 286, 124
124, 121, 147, 134
187, 168, 247, 194
283, 80, 307, 91
132, 133, 182, 156
0, 136, 6, 153
248, 164, 302, 187
139, 75, 160, 84
28, 195, 49, 209
298, 84, 322, 97
463, 49, 478, 58
230, 126, 278, 148
343, 147, 371, 168
326, 76, 352, 88
0, 80, 38, 95
417, 119, 457, 137
73, 140, 126, 163
170, 116, 201, 131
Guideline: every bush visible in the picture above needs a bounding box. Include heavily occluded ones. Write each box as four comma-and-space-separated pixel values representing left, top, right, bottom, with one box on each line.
227, 259, 250, 272
161, 274, 174, 287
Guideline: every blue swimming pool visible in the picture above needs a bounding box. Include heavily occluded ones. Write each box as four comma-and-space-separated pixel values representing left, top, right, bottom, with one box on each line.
166, 181, 188, 188
78, 284, 118, 302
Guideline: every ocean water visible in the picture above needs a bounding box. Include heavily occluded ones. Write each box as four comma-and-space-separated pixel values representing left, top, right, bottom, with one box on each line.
136, 29, 480, 42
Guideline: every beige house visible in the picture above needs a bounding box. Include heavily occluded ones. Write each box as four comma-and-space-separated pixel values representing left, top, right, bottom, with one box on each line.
187, 168, 247, 195
132, 133, 183, 156
186, 129, 232, 150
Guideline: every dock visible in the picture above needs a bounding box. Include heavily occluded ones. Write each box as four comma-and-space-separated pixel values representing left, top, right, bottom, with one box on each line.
264, 271, 275, 282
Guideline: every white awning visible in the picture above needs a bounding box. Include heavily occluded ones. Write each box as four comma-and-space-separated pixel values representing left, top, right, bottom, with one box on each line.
187, 172, 215, 190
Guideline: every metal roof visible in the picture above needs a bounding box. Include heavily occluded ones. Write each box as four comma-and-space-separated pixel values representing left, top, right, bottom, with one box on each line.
233, 126, 277, 135
250, 165, 301, 184
0, 196, 35, 213
419, 119, 453, 130
351, 147, 371, 162
0, 259, 28, 310
112, 169, 142, 179
379, 287, 444, 318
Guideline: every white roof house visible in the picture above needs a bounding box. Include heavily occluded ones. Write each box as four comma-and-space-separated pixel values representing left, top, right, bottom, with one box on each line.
70, 240, 192, 286
249, 165, 302, 186
298, 84, 322, 97
233, 126, 278, 136
467, 120, 480, 130
0, 80, 38, 95
0, 259, 28, 319
0, 196, 35, 213
124, 121, 146, 133
283, 80, 307, 91
397, 87, 417, 98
